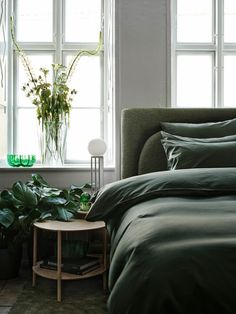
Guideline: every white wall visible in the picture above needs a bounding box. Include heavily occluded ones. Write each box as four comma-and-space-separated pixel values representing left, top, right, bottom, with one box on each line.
116, 0, 168, 110
0, 168, 115, 190
115, 0, 168, 177
0, 0, 168, 188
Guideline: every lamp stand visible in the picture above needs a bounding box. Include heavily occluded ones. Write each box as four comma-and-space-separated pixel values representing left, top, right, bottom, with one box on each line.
90, 156, 104, 192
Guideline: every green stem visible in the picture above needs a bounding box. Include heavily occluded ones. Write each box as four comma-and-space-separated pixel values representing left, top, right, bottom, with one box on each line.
10, 16, 37, 89
66, 31, 102, 82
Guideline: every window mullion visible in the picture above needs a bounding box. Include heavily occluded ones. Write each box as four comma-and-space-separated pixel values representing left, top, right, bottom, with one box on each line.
16, 43, 56, 51
216, 0, 224, 107
176, 43, 216, 51
212, 0, 217, 108
54, 0, 63, 64
171, 0, 177, 107
7, 0, 14, 154
101, 0, 105, 140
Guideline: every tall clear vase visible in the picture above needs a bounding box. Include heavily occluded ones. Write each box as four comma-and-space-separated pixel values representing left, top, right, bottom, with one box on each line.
38, 121, 67, 166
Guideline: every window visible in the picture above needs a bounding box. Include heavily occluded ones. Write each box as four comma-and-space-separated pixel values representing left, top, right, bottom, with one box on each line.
172, 0, 236, 108
0, 0, 7, 163
8, 0, 114, 166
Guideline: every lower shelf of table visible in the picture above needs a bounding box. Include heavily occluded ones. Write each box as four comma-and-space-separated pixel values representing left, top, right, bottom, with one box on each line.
32, 262, 106, 281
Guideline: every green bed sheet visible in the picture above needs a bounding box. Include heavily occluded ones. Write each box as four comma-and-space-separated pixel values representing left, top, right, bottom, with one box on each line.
87, 168, 236, 314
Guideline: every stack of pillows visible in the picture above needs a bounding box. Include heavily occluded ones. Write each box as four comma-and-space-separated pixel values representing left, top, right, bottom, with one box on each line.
160, 118, 236, 170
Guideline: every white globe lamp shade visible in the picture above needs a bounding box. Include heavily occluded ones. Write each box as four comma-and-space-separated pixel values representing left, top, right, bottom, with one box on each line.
88, 138, 107, 156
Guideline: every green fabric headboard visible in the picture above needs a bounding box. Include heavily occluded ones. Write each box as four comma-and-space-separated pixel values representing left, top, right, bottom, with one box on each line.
121, 108, 236, 179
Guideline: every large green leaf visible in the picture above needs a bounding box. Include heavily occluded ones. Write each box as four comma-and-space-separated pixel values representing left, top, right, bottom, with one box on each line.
68, 185, 91, 205
61, 189, 69, 200
18, 208, 41, 233
69, 184, 91, 197
71, 183, 91, 190
61, 189, 80, 204
40, 187, 62, 197
0, 190, 14, 209
31, 173, 49, 187
12, 181, 38, 208
64, 200, 80, 210
42, 197, 67, 205
0, 208, 14, 228
69, 187, 83, 196
57, 207, 73, 221
29, 186, 61, 199
38, 212, 53, 221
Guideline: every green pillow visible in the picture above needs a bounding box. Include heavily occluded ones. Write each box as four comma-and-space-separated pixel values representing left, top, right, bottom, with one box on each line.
161, 138, 236, 170
161, 118, 236, 138
161, 131, 236, 143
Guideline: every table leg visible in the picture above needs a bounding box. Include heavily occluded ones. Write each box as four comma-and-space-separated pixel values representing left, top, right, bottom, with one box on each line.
57, 230, 62, 302
103, 228, 107, 290
32, 226, 37, 287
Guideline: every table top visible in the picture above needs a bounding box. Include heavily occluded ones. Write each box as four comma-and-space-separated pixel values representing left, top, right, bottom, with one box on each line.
33, 219, 105, 232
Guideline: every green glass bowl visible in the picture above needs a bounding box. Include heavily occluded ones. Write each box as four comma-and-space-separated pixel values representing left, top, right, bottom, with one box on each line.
7, 154, 36, 167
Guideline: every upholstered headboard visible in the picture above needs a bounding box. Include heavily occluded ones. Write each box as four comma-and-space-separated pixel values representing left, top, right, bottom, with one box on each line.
121, 108, 236, 179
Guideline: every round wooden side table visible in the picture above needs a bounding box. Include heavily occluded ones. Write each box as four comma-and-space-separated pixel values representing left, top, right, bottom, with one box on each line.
32, 219, 107, 302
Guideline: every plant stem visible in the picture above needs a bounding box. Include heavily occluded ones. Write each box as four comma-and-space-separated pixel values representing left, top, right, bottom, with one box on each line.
66, 31, 102, 82
10, 16, 37, 89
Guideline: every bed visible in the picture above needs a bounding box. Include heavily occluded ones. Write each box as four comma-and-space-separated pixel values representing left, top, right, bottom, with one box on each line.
87, 108, 236, 314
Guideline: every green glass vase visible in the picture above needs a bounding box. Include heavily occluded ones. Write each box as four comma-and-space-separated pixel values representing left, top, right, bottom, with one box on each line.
7, 154, 36, 167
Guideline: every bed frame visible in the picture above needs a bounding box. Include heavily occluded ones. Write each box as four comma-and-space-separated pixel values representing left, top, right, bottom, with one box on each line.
121, 108, 236, 179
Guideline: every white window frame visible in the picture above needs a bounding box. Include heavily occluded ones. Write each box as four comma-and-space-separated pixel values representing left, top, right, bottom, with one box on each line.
7, 0, 115, 167
170, 0, 236, 108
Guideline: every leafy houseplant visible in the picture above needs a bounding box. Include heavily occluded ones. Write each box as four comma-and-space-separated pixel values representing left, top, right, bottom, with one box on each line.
10, 17, 102, 165
0, 173, 91, 278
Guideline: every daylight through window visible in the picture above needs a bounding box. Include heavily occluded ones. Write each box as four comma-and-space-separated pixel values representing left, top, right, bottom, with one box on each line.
173, 0, 236, 108
9, 0, 114, 166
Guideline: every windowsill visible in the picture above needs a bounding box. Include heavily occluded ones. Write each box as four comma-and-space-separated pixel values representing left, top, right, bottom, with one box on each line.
0, 165, 115, 172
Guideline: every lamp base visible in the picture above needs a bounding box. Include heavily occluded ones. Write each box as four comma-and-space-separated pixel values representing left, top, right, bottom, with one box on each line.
90, 156, 104, 192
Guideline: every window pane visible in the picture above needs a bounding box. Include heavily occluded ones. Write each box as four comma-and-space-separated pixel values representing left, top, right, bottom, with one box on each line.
177, 0, 213, 43
65, 0, 101, 42
17, 0, 53, 42
66, 55, 101, 108
224, 55, 236, 107
0, 106, 7, 162
66, 109, 101, 161
224, 0, 236, 43
177, 54, 213, 107
18, 54, 53, 107
16, 109, 39, 157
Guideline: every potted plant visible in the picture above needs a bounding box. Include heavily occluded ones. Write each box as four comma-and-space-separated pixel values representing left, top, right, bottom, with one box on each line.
0, 182, 38, 279
0, 208, 23, 279
0, 173, 91, 278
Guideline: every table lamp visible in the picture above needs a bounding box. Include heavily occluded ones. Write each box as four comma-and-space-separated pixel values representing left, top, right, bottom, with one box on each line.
88, 138, 107, 192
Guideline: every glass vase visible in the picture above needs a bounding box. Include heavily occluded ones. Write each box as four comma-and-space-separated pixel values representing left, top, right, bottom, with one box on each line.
38, 120, 67, 166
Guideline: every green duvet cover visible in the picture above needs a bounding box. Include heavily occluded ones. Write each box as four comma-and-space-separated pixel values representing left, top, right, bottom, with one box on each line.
86, 168, 236, 314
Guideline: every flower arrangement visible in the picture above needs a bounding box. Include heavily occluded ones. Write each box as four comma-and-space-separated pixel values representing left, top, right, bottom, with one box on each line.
22, 64, 76, 127
10, 16, 102, 165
